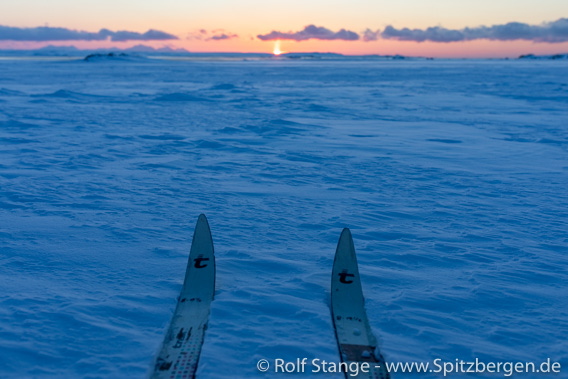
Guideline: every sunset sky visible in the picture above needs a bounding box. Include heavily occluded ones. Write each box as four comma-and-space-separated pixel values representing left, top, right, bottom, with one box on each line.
1, 0, 568, 57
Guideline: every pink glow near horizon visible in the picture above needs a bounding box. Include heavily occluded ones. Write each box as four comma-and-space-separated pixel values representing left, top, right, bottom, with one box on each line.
1, 31, 568, 58
1, 0, 567, 57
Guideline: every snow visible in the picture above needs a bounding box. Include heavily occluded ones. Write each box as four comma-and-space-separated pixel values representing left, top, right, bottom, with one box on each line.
0, 55, 567, 378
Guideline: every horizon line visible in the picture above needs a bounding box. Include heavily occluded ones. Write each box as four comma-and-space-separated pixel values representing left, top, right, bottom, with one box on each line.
0, 46, 567, 60
0, 45, 568, 60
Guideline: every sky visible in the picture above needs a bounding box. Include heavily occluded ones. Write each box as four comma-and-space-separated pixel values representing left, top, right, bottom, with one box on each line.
1, 0, 568, 57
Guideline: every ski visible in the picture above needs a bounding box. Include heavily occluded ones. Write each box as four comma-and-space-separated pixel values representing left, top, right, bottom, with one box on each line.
331, 228, 389, 379
151, 214, 216, 379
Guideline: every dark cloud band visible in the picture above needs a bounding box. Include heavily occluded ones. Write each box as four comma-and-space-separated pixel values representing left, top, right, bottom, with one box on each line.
257, 19, 568, 44
2, 19, 567, 44
257, 25, 359, 41
0, 25, 178, 42
382, 18, 568, 43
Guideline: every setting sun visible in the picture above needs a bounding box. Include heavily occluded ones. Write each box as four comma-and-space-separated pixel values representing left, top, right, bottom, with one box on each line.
273, 40, 284, 55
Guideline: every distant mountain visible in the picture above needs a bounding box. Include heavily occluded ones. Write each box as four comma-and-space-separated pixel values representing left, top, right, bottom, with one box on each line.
37, 45, 79, 52
0, 44, 190, 56
124, 44, 189, 53
28, 45, 81, 56
0, 46, 415, 60
282, 52, 345, 59
281, 52, 410, 60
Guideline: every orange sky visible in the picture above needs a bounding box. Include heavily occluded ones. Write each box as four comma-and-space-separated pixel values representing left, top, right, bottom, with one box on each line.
3, 38, 568, 59
1, 0, 568, 57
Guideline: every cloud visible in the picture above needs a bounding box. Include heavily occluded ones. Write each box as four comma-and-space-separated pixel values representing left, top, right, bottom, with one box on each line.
207, 33, 238, 41
362, 29, 380, 42
381, 18, 568, 43
109, 29, 178, 42
0, 25, 177, 42
381, 25, 463, 43
0, 25, 104, 41
257, 25, 359, 41
187, 29, 238, 41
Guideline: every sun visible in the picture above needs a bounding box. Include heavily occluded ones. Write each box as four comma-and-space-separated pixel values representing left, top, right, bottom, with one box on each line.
273, 41, 285, 56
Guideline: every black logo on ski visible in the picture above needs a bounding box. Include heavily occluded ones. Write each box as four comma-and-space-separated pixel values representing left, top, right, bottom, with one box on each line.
157, 359, 172, 371
339, 270, 354, 284
173, 328, 186, 348
194, 255, 209, 268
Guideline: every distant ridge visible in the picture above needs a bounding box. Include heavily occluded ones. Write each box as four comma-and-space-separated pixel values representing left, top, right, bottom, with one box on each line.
83, 52, 149, 62
0, 45, 416, 60
518, 53, 568, 60
281, 52, 409, 60
1, 45, 567, 60
126, 44, 189, 53
0, 44, 190, 56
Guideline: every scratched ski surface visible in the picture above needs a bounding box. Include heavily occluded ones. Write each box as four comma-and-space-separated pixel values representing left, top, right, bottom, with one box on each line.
331, 228, 389, 379
151, 214, 215, 379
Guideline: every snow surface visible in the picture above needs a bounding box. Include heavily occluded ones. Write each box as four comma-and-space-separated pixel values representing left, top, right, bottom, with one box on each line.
0, 56, 567, 378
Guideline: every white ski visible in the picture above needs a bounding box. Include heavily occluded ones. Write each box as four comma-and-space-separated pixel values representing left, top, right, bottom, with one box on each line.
331, 228, 389, 379
151, 214, 215, 379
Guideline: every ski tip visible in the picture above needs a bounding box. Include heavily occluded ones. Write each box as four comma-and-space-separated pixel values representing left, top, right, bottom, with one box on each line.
335, 227, 357, 264
337, 228, 353, 249
193, 214, 213, 248
196, 213, 211, 229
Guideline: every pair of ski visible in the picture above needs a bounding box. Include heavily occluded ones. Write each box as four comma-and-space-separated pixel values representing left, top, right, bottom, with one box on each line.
150, 214, 389, 379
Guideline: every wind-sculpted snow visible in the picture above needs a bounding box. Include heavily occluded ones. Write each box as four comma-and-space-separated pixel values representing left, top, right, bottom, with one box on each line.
0, 57, 567, 378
